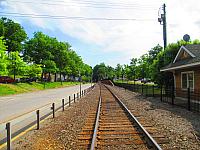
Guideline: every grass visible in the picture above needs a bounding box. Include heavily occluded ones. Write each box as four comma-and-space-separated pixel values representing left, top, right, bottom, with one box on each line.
114, 80, 156, 86
0, 81, 80, 96
114, 80, 161, 95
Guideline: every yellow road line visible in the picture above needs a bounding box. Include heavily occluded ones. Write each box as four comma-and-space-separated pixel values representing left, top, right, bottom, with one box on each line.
0, 119, 45, 149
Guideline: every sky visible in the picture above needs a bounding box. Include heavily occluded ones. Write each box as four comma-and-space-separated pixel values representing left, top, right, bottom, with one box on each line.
0, 0, 200, 67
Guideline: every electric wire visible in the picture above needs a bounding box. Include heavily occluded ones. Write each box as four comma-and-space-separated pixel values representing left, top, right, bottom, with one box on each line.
0, 12, 155, 21
8, 0, 156, 10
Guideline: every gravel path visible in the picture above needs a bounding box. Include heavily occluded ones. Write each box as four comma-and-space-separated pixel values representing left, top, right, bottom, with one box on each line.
12, 84, 200, 150
109, 85, 200, 150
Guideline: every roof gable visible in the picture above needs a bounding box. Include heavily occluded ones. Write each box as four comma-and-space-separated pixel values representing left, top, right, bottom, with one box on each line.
173, 46, 195, 63
161, 44, 200, 71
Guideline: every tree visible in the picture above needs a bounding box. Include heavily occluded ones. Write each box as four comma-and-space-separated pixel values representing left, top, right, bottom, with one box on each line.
124, 64, 131, 80
0, 17, 92, 82
93, 63, 106, 81
148, 44, 163, 64
24, 32, 54, 64
0, 37, 8, 75
115, 64, 122, 79
26, 64, 42, 78
24, 32, 58, 80
53, 42, 69, 83
0, 17, 27, 53
129, 58, 137, 80
7, 51, 27, 79
106, 66, 115, 80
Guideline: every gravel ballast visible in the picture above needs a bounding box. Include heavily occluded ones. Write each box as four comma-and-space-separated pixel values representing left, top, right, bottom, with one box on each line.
11, 84, 200, 149
109, 85, 200, 150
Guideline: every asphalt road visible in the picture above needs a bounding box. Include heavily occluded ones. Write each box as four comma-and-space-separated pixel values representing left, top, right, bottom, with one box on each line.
0, 83, 91, 124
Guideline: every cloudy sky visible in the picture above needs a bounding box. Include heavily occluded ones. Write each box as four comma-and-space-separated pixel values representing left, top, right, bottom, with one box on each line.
1, 0, 200, 67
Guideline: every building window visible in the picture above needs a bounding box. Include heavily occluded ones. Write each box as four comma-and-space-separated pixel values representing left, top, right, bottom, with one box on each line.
181, 72, 194, 90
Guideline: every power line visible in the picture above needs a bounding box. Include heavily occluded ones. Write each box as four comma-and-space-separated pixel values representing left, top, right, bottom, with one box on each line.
0, 12, 155, 21
10, 0, 157, 8
8, 0, 156, 10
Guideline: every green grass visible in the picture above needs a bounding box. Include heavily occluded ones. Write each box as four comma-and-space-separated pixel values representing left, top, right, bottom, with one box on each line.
114, 80, 161, 95
0, 81, 80, 96
114, 80, 156, 85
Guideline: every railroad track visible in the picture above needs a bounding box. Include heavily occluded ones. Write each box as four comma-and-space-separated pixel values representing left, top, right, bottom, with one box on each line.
78, 83, 166, 149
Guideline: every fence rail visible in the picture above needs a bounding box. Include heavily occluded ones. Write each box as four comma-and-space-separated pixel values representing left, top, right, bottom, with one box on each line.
115, 82, 200, 113
0, 85, 95, 150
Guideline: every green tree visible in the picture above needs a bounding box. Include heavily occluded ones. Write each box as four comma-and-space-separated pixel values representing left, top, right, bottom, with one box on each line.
129, 58, 137, 80
26, 64, 42, 78
24, 32, 58, 80
93, 63, 107, 81
0, 17, 27, 53
7, 51, 27, 79
148, 44, 163, 64
106, 66, 115, 80
0, 37, 8, 75
115, 64, 122, 79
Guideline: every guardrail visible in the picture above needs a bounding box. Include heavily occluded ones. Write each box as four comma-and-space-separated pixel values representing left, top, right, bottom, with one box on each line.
0, 85, 95, 150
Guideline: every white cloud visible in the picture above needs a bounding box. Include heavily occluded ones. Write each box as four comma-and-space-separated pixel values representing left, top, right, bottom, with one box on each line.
3, 0, 200, 66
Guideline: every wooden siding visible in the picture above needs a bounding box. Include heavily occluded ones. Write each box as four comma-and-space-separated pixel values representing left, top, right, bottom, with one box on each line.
174, 66, 200, 92
175, 48, 193, 63
176, 50, 192, 62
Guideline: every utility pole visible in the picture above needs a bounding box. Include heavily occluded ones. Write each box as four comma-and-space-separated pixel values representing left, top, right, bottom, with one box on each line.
158, 3, 167, 50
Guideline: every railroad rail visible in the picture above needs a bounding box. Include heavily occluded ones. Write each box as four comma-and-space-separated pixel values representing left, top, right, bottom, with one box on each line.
78, 83, 165, 149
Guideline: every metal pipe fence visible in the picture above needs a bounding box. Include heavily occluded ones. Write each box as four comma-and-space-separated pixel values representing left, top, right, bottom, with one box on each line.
115, 82, 200, 113
0, 84, 95, 150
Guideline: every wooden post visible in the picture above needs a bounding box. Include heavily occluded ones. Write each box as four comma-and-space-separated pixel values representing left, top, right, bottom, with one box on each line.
62, 99, 65, 111
36, 110, 40, 130
51, 103, 55, 118
6, 122, 11, 150
74, 94, 76, 103
69, 96, 71, 107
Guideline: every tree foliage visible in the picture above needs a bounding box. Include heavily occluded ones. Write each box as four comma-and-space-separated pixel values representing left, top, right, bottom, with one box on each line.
0, 17, 27, 53
0, 18, 92, 82
0, 37, 8, 75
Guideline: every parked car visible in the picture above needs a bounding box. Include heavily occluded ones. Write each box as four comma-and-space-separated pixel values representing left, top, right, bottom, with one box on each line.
0, 76, 15, 83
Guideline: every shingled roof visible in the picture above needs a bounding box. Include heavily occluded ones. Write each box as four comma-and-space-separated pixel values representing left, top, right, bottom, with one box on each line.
184, 44, 200, 56
161, 44, 200, 71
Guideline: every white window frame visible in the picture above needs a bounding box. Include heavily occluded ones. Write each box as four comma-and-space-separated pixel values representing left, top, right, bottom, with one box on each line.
181, 71, 194, 90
